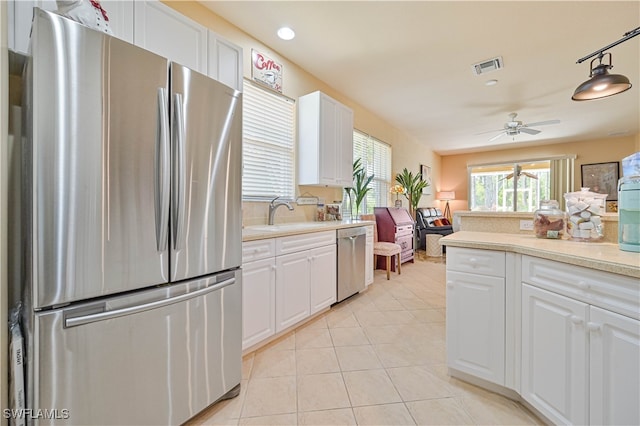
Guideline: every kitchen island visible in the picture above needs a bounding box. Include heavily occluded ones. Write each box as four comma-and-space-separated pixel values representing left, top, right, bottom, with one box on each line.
440, 231, 639, 426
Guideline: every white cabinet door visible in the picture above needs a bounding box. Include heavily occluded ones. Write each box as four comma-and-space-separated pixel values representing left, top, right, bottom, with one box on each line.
365, 226, 374, 286
318, 94, 338, 185
133, 0, 207, 73
207, 31, 243, 91
589, 306, 640, 426
10, 0, 56, 54
242, 257, 276, 350
102, 1, 134, 43
521, 284, 588, 426
275, 250, 311, 332
10, 1, 133, 54
336, 102, 354, 187
309, 244, 337, 314
446, 270, 505, 385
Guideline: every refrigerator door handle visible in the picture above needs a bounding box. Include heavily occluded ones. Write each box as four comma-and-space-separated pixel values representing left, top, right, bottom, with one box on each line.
64, 277, 236, 328
155, 87, 170, 252
172, 92, 186, 251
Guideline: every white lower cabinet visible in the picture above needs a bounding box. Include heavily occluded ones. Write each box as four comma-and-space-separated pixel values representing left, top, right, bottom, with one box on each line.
241, 257, 276, 350
242, 230, 337, 349
521, 284, 588, 425
520, 255, 640, 425
276, 250, 312, 332
446, 270, 505, 385
309, 245, 337, 314
446, 247, 506, 386
589, 306, 640, 426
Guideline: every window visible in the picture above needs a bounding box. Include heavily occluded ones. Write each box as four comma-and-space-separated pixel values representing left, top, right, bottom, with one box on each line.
468, 157, 574, 212
348, 130, 392, 215
242, 81, 295, 200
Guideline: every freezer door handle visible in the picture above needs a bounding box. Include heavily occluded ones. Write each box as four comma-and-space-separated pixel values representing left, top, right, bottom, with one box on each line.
172, 93, 186, 251
155, 88, 170, 252
64, 277, 235, 328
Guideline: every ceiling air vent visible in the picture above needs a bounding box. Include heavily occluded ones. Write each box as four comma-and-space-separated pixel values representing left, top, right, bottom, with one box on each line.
471, 56, 503, 76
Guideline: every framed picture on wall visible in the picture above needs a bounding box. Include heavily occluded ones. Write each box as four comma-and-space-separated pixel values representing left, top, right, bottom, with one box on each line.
581, 161, 619, 201
420, 164, 432, 195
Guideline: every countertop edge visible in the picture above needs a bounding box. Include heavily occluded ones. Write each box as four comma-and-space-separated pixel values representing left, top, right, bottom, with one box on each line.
242, 220, 375, 242
441, 231, 640, 279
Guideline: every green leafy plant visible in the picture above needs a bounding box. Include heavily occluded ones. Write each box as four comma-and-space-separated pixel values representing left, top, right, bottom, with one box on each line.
395, 168, 429, 218
345, 158, 374, 217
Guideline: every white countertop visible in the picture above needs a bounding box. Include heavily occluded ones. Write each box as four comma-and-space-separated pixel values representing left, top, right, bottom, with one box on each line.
441, 231, 640, 279
242, 220, 375, 242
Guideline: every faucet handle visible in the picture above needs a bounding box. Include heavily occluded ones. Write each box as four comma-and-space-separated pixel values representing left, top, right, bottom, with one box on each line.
270, 196, 280, 206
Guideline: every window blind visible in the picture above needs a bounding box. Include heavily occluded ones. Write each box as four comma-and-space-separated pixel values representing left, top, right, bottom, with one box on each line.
352, 130, 392, 213
242, 81, 295, 200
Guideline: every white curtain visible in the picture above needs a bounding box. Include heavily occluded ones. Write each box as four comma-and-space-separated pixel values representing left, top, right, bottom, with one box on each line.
550, 157, 575, 210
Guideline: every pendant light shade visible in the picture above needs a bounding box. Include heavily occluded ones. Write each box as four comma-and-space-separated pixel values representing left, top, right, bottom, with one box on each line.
572, 55, 632, 101
572, 28, 639, 101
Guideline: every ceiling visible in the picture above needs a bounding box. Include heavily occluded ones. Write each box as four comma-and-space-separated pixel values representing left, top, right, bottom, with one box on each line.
201, 1, 640, 155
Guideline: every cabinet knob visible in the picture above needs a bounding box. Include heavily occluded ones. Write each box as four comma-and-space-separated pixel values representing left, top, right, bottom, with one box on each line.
587, 322, 601, 332
271, 265, 277, 271
446, 281, 454, 289
468, 257, 478, 266
570, 315, 583, 325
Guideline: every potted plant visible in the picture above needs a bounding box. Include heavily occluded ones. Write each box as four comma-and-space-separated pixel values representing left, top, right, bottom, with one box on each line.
345, 159, 374, 218
395, 168, 429, 219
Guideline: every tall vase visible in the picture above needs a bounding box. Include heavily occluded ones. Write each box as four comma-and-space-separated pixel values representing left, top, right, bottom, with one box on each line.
394, 196, 402, 208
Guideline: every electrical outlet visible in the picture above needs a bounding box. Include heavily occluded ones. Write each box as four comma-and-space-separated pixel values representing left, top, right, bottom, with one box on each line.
519, 220, 534, 231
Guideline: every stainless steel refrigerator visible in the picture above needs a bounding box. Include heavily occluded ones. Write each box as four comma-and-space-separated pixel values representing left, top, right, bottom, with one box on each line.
18, 9, 243, 425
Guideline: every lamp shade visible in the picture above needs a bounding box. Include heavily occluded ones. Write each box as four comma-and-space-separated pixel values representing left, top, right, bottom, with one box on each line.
572, 62, 632, 101
436, 191, 455, 200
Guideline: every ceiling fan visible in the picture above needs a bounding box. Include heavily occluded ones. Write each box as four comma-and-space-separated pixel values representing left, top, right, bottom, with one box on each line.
478, 113, 560, 142
500, 165, 538, 181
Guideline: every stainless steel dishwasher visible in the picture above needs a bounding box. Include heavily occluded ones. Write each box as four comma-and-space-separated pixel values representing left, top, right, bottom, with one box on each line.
336, 226, 367, 302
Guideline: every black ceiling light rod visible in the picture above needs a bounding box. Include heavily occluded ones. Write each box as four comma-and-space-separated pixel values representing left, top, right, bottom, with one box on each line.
572, 26, 640, 101
576, 27, 640, 63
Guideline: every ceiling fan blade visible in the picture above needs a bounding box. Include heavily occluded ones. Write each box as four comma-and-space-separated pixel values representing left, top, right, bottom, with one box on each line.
488, 131, 507, 142
519, 127, 541, 135
525, 119, 560, 127
520, 172, 539, 180
475, 128, 505, 135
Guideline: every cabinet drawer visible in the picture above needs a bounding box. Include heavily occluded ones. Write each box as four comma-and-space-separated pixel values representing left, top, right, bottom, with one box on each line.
276, 230, 335, 255
522, 256, 640, 320
447, 247, 505, 277
396, 224, 414, 236
242, 239, 276, 263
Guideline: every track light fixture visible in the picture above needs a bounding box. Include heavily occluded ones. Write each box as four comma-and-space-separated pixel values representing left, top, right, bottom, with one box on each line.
572, 27, 639, 101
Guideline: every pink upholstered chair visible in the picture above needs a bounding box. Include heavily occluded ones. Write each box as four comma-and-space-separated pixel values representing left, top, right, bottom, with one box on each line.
361, 214, 402, 280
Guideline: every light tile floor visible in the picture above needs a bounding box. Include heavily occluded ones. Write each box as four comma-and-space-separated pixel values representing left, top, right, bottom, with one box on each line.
187, 252, 544, 426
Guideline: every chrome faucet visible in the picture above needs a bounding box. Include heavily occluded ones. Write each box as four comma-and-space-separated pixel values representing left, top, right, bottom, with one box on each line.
268, 196, 294, 225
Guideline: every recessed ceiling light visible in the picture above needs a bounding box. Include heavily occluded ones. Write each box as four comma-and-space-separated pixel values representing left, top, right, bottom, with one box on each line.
485, 79, 498, 86
277, 27, 295, 41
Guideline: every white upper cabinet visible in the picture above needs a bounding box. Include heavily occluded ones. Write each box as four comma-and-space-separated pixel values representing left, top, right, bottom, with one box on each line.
207, 31, 243, 92
102, 1, 134, 43
298, 91, 354, 187
9, 1, 133, 54
10, 0, 56, 54
133, 0, 207, 74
